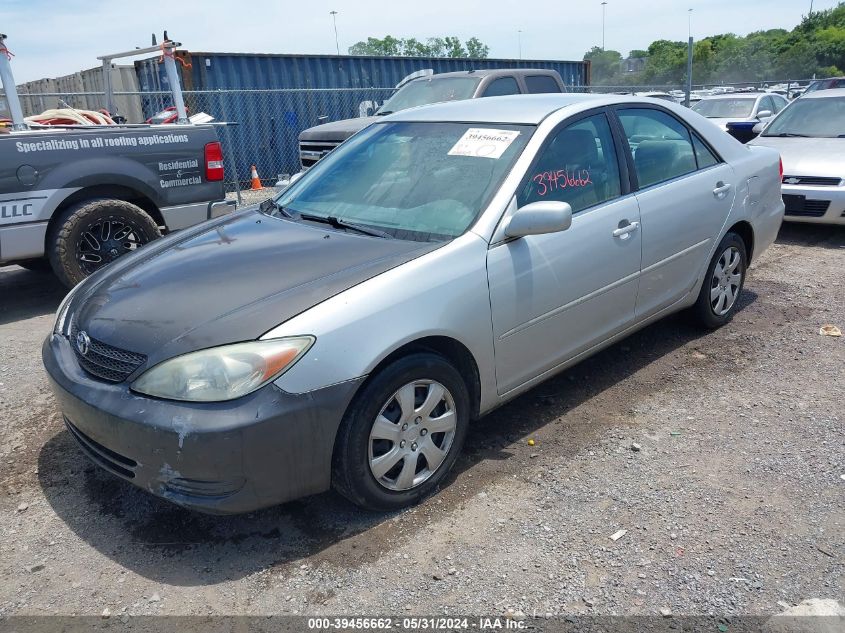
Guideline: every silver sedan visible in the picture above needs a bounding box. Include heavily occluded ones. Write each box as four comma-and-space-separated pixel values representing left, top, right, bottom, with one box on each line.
44, 94, 784, 513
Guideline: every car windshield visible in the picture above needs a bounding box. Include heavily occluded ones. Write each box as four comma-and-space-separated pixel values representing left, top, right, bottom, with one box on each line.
692, 98, 756, 118
762, 96, 845, 138
275, 121, 532, 241
377, 77, 480, 114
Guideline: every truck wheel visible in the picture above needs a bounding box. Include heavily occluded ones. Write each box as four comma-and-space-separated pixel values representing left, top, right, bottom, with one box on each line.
49, 199, 161, 287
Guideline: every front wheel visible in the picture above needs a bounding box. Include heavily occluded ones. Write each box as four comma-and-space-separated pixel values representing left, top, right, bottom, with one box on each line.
332, 352, 470, 511
691, 232, 747, 328
48, 199, 161, 287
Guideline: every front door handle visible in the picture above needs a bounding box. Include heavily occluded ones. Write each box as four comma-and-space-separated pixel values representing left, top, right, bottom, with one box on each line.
612, 221, 640, 238
713, 181, 732, 198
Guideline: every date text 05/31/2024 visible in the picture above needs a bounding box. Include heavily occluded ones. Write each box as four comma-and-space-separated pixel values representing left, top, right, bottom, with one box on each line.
306, 617, 528, 630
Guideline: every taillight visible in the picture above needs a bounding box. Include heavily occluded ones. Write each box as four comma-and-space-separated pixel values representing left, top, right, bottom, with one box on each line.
779, 156, 783, 181
204, 142, 224, 182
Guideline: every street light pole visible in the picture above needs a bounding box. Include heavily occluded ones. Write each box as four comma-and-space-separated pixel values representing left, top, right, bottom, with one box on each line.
330, 10, 340, 56
685, 9, 694, 107
601, 2, 607, 50
518, 30, 522, 60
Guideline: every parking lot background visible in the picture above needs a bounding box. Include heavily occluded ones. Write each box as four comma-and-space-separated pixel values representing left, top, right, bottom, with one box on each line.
1, 224, 842, 617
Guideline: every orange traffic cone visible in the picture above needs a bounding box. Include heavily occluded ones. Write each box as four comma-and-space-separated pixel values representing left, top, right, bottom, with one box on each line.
249, 165, 263, 190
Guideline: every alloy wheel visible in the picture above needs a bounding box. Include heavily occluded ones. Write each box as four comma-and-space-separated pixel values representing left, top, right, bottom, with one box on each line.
76, 215, 152, 275
710, 245, 743, 316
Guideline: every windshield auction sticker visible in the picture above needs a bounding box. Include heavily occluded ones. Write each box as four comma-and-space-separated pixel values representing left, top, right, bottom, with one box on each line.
448, 128, 520, 159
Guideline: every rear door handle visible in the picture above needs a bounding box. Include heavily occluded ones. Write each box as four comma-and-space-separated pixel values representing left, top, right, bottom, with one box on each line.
713, 182, 732, 198
612, 221, 640, 238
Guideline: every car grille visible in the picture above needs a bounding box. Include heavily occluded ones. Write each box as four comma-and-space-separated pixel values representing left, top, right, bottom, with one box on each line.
299, 140, 341, 168
783, 194, 831, 217
65, 417, 137, 479
69, 323, 147, 383
782, 175, 843, 186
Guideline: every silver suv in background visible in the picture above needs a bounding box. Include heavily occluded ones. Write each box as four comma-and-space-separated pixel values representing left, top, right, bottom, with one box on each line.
298, 69, 566, 169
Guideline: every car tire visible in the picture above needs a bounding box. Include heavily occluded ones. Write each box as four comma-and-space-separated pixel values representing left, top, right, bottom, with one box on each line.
48, 199, 161, 288
332, 352, 470, 511
691, 232, 747, 329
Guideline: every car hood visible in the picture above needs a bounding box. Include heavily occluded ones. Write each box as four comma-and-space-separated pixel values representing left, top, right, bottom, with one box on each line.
71, 210, 438, 367
748, 137, 845, 178
299, 116, 379, 142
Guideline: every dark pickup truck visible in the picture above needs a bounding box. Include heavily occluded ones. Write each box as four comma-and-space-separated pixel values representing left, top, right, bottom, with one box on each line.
298, 68, 566, 170
0, 125, 233, 286
0, 32, 235, 286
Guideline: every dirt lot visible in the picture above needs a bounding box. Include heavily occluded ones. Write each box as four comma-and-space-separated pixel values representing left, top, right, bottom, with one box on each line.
0, 224, 842, 619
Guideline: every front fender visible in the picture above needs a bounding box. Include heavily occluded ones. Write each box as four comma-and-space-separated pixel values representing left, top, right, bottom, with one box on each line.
265, 232, 498, 411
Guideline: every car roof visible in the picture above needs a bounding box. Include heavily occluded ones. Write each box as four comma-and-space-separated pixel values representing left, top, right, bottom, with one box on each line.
415, 68, 559, 80
383, 93, 668, 124
802, 87, 845, 99
698, 93, 763, 100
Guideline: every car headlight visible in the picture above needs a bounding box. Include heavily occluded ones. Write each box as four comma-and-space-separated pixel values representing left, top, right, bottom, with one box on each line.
54, 283, 83, 335
131, 337, 314, 402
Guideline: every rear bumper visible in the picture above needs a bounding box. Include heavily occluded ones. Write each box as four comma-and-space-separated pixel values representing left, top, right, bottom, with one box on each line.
42, 334, 362, 514
781, 183, 845, 225
160, 199, 236, 231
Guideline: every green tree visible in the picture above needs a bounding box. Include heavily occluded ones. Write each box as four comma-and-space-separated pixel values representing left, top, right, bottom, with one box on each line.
347, 36, 489, 58
583, 46, 623, 84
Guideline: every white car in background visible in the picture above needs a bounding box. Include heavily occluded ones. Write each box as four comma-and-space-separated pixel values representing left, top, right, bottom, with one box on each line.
750, 88, 845, 225
693, 93, 789, 131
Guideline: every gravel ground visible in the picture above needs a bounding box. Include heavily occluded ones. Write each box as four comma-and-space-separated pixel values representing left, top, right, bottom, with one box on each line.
0, 223, 842, 619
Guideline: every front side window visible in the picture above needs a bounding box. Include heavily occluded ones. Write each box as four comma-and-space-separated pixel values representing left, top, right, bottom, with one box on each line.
618, 108, 697, 188
525, 75, 561, 94
277, 122, 533, 241
772, 96, 787, 113
377, 77, 480, 114
483, 77, 520, 97
517, 113, 621, 212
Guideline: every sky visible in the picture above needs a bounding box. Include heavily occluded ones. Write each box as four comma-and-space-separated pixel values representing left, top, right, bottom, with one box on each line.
3, 0, 836, 84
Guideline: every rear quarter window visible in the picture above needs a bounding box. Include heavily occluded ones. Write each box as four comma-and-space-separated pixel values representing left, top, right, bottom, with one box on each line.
525, 75, 561, 94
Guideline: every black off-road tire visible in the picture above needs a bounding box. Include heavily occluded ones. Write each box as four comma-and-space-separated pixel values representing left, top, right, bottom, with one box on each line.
690, 232, 747, 329
332, 352, 470, 511
48, 199, 161, 288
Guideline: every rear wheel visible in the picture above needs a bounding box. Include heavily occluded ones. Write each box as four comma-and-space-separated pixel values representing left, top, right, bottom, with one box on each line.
691, 232, 747, 328
48, 199, 161, 287
332, 352, 469, 511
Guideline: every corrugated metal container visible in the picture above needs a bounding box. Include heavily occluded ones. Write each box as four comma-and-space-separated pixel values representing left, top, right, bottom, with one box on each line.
15, 65, 144, 121
135, 51, 589, 91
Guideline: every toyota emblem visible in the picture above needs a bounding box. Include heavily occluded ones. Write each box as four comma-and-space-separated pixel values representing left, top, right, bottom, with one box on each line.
76, 331, 91, 356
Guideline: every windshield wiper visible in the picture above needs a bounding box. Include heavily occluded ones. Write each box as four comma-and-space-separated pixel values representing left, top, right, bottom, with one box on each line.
298, 213, 391, 238
375, 110, 393, 116
259, 197, 293, 218
768, 132, 810, 137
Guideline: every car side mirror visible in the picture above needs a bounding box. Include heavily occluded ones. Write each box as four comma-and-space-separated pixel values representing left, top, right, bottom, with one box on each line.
504, 201, 573, 238
756, 109, 773, 119
752, 121, 766, 134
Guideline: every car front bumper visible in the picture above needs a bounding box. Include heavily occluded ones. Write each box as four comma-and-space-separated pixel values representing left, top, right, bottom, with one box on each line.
42, 334, 363, 514
782, 183, 845, 225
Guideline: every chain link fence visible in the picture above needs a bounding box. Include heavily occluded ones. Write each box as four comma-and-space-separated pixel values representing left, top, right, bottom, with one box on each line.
10, 80, 814, 206
14, 88, 396, 206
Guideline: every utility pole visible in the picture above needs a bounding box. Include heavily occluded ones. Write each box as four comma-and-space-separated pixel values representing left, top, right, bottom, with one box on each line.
330, 11, 340, 56
518, 30, 522, 60
685, 9, 694, 107
601, 2, 608, 50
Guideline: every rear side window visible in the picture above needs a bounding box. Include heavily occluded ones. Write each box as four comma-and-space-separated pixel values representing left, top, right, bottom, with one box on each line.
692, 134, 719, 169
483, 77, 520, 97
525, 75, 561, 94
772, 96, 787, 113
517, 113, 621, 213
617, 108, 697, 188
